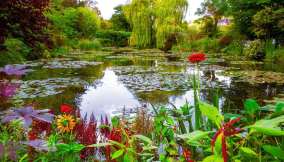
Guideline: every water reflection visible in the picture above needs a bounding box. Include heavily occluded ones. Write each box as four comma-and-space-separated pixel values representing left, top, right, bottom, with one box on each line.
79, 69, 140, 118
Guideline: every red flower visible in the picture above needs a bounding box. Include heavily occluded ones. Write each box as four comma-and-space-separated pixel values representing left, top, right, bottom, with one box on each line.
182, 148, 194, 162
211, 117, 242, 162
60, 104, 73, 114
187, 53, 206, 63
28, 131, 37, 140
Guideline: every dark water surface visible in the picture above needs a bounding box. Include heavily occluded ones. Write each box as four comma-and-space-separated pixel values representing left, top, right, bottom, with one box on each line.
1, 48, 284, 117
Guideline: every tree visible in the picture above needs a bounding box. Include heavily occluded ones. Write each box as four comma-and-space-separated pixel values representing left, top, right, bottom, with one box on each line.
0, 0, 51, 49
124, 0, 154, 48
110, 5, 131, 31
252, 7, 284, 42
195, 0, 228, 36
227, 0, 284, 40
124, 0, 188, 50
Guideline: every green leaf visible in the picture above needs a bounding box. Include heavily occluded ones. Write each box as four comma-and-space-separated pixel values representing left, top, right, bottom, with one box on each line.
133, 135, 152, 144
87, 143, 111, 148
275, 102, 284, 113
244, 99, 260, 115
142, 146, 158, 151
109, 140, 125, 148
262, 145, 284, 160
240, 147, 257, 157
111, 116, 120, 127
111, 149, 124, 159
246, 115, 284, 136
199, 102, 224, 127
166, 117, 175, 125
202, 155, 223, 162
177, 131, 211, 145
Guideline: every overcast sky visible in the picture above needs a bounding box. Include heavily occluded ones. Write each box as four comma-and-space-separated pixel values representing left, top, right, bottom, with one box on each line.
96, 0, 203, 22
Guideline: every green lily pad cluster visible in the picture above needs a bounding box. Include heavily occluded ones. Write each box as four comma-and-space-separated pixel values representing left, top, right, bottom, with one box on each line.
220, 70, 284, 84
12, 78, 89, 99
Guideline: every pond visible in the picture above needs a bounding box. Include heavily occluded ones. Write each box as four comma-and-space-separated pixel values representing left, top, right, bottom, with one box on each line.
1, 48, 284, 118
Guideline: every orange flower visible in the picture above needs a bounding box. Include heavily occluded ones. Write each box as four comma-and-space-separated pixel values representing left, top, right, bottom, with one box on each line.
56, 114, 76, 133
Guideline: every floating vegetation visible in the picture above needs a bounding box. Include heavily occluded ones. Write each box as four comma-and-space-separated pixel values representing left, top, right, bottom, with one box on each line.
12, 78, 89, 99
116, 72, 191, 92
221, 70, 284, 84
42, 60, 103, 69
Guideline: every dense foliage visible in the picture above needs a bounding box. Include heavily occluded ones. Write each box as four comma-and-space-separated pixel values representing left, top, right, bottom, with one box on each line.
124, 0, 188, 50
0, 0, 51, 58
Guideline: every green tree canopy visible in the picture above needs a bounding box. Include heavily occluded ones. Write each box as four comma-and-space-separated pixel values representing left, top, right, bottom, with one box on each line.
124, 0, 188, 49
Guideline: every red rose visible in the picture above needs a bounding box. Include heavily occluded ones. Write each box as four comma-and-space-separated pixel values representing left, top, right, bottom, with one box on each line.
187, 53, 206, 63
60, 104, 73, 114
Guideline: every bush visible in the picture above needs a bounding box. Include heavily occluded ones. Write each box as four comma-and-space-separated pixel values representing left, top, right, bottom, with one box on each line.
244, 39, 265, 60
78, 39, 101, 50
222, 40, 244, 56
2, 38, 31, 63
50, 47, 70, 57
77, 7, 101, 38
219, 35, 233, 47
95, 30, 131, 47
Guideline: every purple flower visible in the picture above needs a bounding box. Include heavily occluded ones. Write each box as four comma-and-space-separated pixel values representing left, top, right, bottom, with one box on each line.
1, 106, 54, 128
0, 65, 28, 76
0, 82, 19, 98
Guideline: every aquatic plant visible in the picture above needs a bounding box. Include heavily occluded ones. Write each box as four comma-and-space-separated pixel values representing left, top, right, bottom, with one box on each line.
0, 65, 28, 76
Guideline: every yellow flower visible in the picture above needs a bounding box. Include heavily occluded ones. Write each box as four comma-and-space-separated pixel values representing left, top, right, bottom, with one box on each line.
56, 114, 76, 133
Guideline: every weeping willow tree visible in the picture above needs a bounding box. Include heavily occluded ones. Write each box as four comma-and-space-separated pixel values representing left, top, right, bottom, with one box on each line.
124, 0, 154, 48
154, 0, 188, 48
124, 0, 188, 49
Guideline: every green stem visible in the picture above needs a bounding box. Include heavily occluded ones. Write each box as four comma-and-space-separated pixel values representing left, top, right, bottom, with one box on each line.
193, 63, 202, 130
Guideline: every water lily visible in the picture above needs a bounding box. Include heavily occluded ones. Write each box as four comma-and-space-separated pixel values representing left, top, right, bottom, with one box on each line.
211, 117, 242, 162
0, 65, 28, 76
1, 106, 54, 128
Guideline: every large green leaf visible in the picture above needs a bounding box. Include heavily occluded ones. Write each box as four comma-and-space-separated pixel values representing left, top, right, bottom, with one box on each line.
275, 102, 284, 113
246, 115, 284, 136
133, 135, 152, 144
244, 99, 260, 115
199, 102, 224, 127
202, 155, 223, 162
111, 149, 124, 159
240, 147, 258, 157
262, 145, 284, 160
177, 130, 211, 145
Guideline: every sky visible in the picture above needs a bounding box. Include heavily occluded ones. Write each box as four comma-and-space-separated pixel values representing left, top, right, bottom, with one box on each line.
96, 0, 203, 22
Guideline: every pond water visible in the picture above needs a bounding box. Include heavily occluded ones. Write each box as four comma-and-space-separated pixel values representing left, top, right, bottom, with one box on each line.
1, 48, 284, 117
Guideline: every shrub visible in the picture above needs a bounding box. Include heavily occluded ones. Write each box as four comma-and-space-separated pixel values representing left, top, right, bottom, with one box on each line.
95, 30, 131, 47
50, 47, 70, 57
244, 39, 265, 60
78, 39, 101, 50
219, 35, 233, 47
77, 7, 101, 38
2, 38, 31, 63
222, 40, 244, 56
